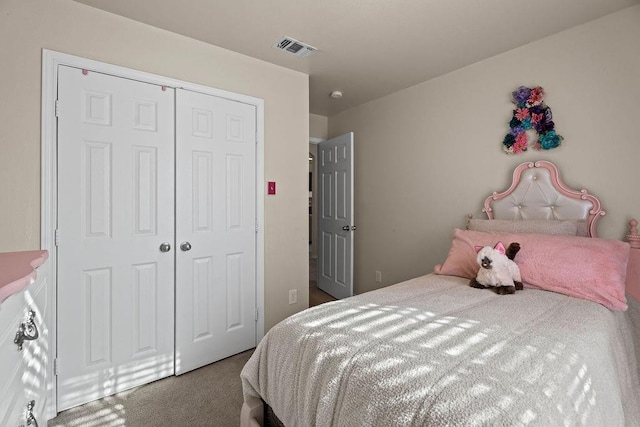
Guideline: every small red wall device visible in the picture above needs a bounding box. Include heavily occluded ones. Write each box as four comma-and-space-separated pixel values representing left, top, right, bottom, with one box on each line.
268, 181, 276, 195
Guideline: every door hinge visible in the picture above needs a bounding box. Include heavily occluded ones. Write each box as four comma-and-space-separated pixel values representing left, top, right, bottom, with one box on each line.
255, 308, 259, 322
255, 220, 259, 234
53, 358, 59, 376
55, 100, 60, 117
54, 229, 60, 246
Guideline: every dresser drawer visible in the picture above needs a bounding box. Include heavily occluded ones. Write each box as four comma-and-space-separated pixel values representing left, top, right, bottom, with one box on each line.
0, 287, 29, 427
0, 359, 25, 427
0, 265, 49, 427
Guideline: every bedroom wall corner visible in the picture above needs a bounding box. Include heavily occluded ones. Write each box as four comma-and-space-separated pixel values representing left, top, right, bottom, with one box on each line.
0, 0, 309, 332
327, 4, 640, 296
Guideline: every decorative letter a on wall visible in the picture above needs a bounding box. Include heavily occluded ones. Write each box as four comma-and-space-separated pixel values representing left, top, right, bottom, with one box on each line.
502, 86, 563, 154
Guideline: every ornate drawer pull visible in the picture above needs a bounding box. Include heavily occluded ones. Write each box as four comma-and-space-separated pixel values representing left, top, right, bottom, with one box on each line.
25, 400, 38, 427
14, 309, 39, 351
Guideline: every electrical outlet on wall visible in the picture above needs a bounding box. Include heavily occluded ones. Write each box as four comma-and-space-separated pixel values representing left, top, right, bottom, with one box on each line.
375, 271, 382, 283
289, 289, 297, 305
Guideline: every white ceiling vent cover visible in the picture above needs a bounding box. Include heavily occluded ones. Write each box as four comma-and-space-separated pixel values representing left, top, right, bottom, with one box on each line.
273, 36, 317, 58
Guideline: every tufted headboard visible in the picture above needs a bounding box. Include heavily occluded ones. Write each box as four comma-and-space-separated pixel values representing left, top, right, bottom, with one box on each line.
482, 161, 605, 237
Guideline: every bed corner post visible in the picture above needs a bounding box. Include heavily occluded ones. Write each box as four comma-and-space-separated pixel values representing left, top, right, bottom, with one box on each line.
240, 396, 264, 427
627, 219, 640, 247
626, 219, 640, 302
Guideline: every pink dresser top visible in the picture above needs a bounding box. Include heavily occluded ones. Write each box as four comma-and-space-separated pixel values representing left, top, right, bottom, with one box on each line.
0, 250, 49, 305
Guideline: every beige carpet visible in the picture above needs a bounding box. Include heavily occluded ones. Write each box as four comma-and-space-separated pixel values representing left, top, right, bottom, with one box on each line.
49, 350, 253, 427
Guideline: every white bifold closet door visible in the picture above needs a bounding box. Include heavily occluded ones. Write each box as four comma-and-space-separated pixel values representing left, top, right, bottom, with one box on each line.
57, 65, 176, 410
56, 66, 257, 409
175, 89, 257, 375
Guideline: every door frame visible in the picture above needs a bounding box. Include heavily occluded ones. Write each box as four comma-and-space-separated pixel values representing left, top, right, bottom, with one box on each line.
41, 49, 265, 415
309, 137, 324, 261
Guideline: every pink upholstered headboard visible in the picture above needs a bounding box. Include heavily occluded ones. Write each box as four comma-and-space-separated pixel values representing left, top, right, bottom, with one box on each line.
482, 161, 604, 237
480, 160, 640, 301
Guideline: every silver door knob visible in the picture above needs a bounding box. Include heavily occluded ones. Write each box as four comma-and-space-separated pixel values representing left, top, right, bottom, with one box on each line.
159, 242, 171, 252
351, 226, 357, 231
342, 226, 350, 231
180, 242, 192, 251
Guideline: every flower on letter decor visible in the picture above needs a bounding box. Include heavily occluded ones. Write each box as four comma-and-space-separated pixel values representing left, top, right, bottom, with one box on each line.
515, 108, 530, 121
502, 85, 563, 155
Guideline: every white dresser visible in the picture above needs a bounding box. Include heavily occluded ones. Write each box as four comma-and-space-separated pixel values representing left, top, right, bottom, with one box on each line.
0, 251, 49, 427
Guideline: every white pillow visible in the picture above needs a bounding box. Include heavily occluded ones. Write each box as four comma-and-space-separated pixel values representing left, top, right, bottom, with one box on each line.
572, 219, 588, 237
467, 219, 578, 236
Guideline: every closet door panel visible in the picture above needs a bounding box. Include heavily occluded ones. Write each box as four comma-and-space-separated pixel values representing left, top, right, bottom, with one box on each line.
56, 66, 175, 410
175, 89, 256, 374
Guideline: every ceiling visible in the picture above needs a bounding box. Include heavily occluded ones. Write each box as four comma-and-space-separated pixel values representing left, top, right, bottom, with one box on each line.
73, 0, 639, 117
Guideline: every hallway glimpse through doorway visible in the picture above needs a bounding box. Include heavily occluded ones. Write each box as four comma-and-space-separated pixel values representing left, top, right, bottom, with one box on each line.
309, 257, 336, 307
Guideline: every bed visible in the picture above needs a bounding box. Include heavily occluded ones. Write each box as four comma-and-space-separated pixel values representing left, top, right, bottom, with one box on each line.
240, 161, 640, 426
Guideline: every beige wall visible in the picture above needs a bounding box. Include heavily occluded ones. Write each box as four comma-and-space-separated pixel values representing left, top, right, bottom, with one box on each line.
329, 6, 640, 295
309, 113, 329, 140
0, 0, 309, 331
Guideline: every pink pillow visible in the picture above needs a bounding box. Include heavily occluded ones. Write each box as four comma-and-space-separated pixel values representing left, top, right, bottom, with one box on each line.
434, 228, 629, 310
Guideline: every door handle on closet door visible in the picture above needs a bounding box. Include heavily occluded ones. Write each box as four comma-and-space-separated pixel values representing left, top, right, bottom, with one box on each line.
180, 242, 192, 251
159, 243, 171, 252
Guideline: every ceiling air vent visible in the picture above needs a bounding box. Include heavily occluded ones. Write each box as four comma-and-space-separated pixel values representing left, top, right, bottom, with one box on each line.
273, 36, 317, 58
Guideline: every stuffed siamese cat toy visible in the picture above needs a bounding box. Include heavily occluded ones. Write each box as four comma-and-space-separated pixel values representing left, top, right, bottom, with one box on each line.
469, 242, 523, 295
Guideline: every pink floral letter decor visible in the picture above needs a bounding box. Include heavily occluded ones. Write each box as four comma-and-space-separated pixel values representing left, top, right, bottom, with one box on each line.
502, 86, 563, 154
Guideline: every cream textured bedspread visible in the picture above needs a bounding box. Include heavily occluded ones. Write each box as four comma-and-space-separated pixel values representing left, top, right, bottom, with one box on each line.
241, 274, 640, 426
